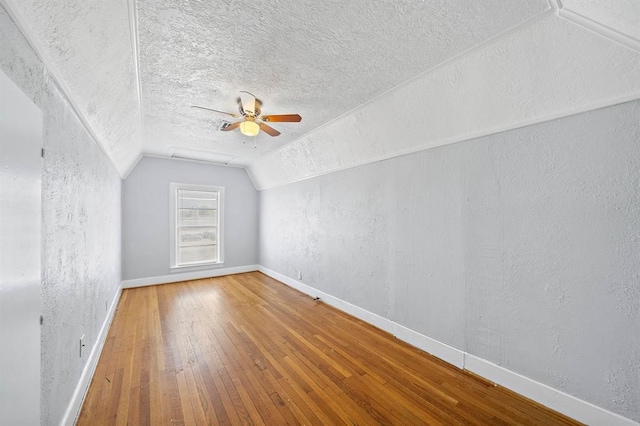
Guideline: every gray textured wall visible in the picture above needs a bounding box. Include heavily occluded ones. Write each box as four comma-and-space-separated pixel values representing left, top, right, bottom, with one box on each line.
260, 100, 640, 421
0, 5, 122, 426
122, 157, 259, 280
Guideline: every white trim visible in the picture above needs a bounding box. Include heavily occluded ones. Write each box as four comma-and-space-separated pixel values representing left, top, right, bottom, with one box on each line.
169, 183, 225, 269
254, 94, 640, 190
258, 266, 465, 368
558, 7, 640, 53
464, 355, 639, 426
124, 155, 259, 191
258, 266, 638, 425
126, 0, 145, 137
247, 6, 555, 164
57, 267, 638, 425
122, 154, 252, 181
394, 322, 465, 369
170, 261, 225, 273
243, 165, 260, 191
547, 0, 562, 11
121, 153, 143, 180
167, 147, 235, 165
121, 265, 259, 289
60, 284, 122, 426
258, 266, 395, 334
61, 267, 256, 422
143, 154, 248, 169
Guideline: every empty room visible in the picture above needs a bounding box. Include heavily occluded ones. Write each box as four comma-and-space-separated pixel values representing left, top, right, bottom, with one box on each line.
1, 0, 638, 424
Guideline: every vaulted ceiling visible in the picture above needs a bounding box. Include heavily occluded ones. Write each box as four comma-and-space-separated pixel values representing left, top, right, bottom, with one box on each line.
2, 0, 639, 188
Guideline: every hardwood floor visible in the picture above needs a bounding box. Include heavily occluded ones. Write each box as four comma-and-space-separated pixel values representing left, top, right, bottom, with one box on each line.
78, 272, 580, 425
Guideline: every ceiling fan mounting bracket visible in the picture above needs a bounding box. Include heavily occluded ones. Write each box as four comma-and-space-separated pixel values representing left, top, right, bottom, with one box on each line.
239, 105, 261, 118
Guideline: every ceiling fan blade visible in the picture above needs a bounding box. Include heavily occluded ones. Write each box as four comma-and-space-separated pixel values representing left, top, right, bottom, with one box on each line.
239, 91, 256, 115
191, 105, 239, 118
258, 122, 281, 137
261, 114, 302, 123
220, 122, 240, 132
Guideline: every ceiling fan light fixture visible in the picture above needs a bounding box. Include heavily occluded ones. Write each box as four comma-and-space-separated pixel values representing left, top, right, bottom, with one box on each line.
239, 120, 260, 137
192, 92, 300, 138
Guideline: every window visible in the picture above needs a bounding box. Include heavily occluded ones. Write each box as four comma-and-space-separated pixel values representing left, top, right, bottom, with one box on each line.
170, 183, 224, 269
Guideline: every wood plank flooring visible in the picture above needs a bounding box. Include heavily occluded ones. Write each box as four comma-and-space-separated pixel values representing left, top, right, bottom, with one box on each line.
78, 272, 580, 425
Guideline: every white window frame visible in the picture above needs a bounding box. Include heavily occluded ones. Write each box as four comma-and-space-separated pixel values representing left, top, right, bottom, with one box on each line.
170, 183, 225, 271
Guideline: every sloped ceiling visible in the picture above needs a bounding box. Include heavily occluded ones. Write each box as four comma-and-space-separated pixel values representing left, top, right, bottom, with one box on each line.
561, 0, 640, 40
2, 0, 142, 176
136, 0, 549, 163
250, 8, 640, 188
2, 0, 639, 187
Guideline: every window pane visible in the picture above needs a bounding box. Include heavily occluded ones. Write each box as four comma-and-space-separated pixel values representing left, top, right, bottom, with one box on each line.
172, 185, 223, 268
178, 190, 217, 210
178, 245, 217, 264
179, 208, 217, 226
178, 227, 217, 247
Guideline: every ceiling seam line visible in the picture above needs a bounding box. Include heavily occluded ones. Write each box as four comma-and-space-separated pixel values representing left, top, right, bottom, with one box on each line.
547, 0, 562, 11
166, 147, 235, 165
557, 8, 640, 53
254, 93, 640, 191
248, 5, 557, 167
143, 154, 248, 170
136, 154, 258, 189
127, 0, 145, 150
0, 0, 125, 178
121, 154, 143, 180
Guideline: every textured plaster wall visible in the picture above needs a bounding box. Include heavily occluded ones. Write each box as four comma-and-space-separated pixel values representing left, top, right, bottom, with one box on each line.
259, 100, 640, 421
250, 14, 640, 189
3, 0, 143, 175
0, 6, 122, 425
122, 157, 259, 280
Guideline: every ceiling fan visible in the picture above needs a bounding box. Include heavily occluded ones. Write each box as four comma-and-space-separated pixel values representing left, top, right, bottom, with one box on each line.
192, 91, 302, 137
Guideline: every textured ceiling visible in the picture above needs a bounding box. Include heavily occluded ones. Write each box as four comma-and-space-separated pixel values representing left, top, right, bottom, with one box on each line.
562, 0, 640, 41
3, 0, 142, 175
136, 0, 550, 165
249, 12, 640, 189
4, 0, 639, 182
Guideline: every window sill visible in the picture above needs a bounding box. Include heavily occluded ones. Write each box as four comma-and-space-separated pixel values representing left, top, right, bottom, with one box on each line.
170, 262, 225, 273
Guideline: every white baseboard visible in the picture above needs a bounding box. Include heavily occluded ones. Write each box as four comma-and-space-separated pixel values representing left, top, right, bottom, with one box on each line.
60, 267, 638, 426
464, 354, 638, 426
258, 266, 465, 368
121, 265, 259, 289
393, 322, 465, 369
258, 267, 395, 332
60, 284, 123, 426
258, 266, 638, 426
59, 265, 258, 425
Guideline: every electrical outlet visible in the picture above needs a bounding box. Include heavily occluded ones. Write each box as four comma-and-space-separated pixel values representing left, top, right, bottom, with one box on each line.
297, 271, 302, 280
80, 335, 86, 358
